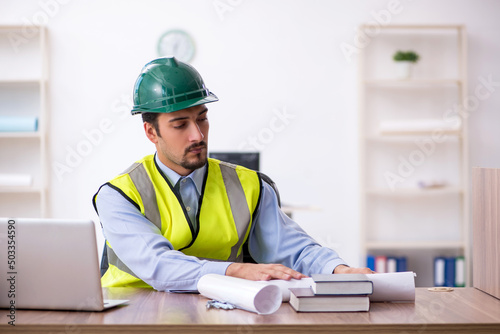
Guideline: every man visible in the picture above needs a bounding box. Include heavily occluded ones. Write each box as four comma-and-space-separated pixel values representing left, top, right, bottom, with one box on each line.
93, 57, 371, 291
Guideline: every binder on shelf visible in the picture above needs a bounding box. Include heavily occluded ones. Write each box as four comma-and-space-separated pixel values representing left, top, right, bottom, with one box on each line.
434, 257, 446, 287
455, 256, 465, 287
387, 257, 398, 273
366, 255, 375, 271
375, 256, 387, 273
444, 257, 456, 287
396, 257, 407, 272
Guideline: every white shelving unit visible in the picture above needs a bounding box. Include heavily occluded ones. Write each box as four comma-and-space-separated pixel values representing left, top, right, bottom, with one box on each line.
358, 25, 469, 287
0, 25, 48, 217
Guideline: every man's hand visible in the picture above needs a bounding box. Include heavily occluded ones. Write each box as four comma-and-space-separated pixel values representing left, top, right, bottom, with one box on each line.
333, 264, 374, 274
226, 263, 307, 281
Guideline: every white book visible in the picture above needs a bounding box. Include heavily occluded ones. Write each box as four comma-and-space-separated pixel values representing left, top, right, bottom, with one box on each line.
289, 288, 370, 313
310, 274, 373, 295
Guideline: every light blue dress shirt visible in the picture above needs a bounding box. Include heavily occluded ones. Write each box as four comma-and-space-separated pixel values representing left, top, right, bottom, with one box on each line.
95, 154, 347, 291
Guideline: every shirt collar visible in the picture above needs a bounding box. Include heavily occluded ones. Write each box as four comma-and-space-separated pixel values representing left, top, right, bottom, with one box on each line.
154, 153, 206, 196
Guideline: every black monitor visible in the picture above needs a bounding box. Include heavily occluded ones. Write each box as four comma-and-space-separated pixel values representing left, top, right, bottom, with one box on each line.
209, 152, 260, 171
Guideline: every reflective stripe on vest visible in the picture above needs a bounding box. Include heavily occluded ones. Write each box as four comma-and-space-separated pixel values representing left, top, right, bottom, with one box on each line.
127, 163, 162, 231
106, 243, 136, 277
219, 161, 251, 262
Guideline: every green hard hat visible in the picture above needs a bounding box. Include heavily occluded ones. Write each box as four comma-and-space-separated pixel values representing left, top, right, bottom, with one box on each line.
131, 57, 218, 115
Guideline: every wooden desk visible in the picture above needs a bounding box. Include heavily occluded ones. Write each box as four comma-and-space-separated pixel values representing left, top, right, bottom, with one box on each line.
1, 288, 500, 334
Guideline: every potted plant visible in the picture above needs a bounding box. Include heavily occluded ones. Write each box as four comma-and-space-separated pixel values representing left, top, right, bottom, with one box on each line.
393, 50, 420, 79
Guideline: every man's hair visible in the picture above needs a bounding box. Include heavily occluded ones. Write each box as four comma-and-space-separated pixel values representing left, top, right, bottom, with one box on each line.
142, 112, 161, 137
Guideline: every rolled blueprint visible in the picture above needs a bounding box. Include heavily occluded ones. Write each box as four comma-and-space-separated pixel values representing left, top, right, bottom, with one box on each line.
0, 116, 38, 132
261, 277, 314, 302
197, 274, 282, 315
367, 271, 416, 302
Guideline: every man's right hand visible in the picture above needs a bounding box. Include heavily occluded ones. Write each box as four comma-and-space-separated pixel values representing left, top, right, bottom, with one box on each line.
225, 262, 306, 281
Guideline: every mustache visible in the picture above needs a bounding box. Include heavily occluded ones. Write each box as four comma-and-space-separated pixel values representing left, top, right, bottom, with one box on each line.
185, 141, 207, 154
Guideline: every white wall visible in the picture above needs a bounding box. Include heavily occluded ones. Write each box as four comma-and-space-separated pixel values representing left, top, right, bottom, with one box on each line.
1, 0, 499, 267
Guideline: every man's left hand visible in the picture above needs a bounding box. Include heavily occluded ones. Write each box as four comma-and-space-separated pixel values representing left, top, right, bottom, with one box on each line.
333, 264, 374, 274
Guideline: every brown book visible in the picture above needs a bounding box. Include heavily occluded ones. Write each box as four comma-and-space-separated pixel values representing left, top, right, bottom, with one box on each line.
289, 288, 370, 313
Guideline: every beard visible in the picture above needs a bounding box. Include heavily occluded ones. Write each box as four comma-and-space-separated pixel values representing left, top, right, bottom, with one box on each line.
179, 141, 208, 171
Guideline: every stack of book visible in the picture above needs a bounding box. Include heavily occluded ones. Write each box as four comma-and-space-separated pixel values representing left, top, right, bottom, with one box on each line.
289, 274, 373, 312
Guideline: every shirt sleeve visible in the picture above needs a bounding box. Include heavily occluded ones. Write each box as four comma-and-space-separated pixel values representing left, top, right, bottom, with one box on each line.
248, 181, 348, 275
95, 184, 230, 291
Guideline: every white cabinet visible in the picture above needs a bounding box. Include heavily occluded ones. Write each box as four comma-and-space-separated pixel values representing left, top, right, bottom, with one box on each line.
358, 25, 469, 287
0, 25, 48, 217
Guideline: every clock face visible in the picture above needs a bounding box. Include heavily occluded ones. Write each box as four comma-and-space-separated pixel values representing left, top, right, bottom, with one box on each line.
157, 30, 195, 63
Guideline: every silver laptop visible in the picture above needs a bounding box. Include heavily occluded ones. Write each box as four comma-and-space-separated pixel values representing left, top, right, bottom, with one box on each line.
0, 218, 128, 311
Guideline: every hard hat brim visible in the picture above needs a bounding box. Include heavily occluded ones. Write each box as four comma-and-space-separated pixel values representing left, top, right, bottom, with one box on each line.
131, 92, 218, 115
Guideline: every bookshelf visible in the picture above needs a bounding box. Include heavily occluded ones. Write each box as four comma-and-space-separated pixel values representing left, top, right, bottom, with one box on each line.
358, 25, 469, 287
0, 25, 48, 217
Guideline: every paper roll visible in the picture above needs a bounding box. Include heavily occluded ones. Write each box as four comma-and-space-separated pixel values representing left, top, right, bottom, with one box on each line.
0, 116, 38, 132
367, 271, 416, 302
261, 277, 314, 302
197, 274, 282, 315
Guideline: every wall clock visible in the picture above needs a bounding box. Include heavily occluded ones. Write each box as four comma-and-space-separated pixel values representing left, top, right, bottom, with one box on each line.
157, 29, 195, 62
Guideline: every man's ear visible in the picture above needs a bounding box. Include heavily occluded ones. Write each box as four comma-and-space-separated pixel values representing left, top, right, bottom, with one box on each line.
144, 122, 159, 144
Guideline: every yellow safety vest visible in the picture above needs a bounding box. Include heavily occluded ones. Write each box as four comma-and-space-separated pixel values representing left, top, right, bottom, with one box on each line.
95, 155, 261, 288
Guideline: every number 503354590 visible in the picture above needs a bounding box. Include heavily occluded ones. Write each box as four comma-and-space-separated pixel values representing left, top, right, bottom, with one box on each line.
7, 221, 16, 268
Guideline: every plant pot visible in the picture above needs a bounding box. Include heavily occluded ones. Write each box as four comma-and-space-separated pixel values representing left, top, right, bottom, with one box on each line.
395, 61, 414, 79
